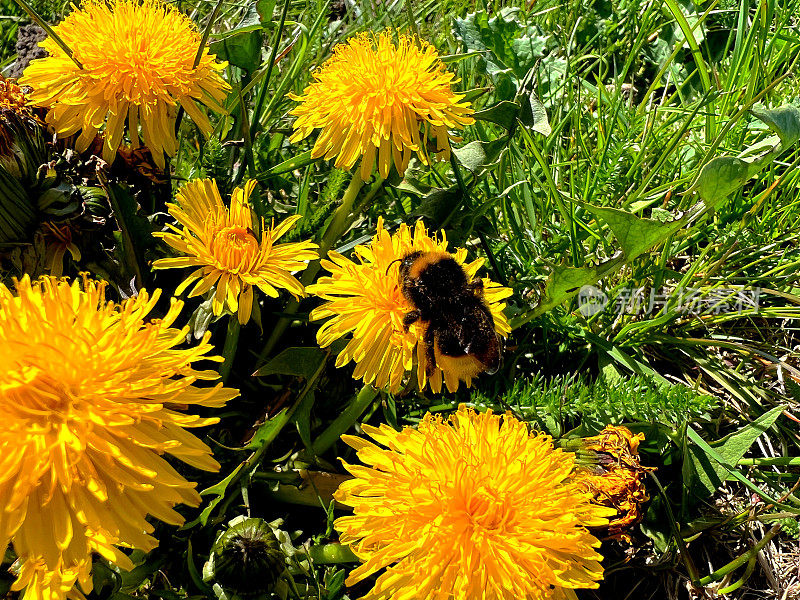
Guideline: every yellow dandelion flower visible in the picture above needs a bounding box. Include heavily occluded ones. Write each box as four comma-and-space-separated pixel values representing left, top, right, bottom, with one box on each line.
289, 31, 474, 181
334, 405, 612, 600
0, 274, 238, 600
152, 178, 319, 324
307, 218, 511, 393
19, 0, 230, 168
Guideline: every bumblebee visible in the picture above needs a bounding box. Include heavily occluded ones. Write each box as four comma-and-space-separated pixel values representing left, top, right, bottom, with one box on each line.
396, 250, 500, 381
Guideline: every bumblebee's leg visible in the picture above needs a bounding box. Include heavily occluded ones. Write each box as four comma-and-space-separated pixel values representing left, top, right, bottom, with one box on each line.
423, 325, 437, 376
402, 310, 421, 331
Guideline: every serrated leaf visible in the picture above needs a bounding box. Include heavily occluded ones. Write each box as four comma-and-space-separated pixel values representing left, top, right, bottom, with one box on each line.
183, 462, 245, 528
253, 347, 327, 378
688, 404, 785, 500
452, 8, 547, 80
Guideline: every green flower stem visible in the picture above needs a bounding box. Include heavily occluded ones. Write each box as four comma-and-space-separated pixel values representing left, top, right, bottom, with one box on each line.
698, 524, 781, 586
312, 384, 379, 456
738, 456, 800, 466
250, 0, 292, 138
256, 173, 386, 365
301, 543, 358, 565
320, 173, 365, 255
219, 316, 241, 383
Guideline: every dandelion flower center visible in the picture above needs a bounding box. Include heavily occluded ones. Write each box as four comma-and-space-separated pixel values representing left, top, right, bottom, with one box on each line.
212, 225, 260, 266
464, 484, 508, 531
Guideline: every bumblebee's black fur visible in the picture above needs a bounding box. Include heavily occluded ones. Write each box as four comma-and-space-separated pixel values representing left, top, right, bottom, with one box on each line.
397, 250, 500, 377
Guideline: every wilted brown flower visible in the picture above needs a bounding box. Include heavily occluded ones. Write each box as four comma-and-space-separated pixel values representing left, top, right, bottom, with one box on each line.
577, 425, 655, 542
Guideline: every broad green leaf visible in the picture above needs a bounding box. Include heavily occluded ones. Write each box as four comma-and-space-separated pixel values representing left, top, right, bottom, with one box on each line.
688, 404, 785, 500
751, 104, 800, 148
211, 29, 263, 73
253, 346, 327, 378
452, 138, 506, 175
473, 100, 520, 130
518, 93, 551, 136
452, 9, 547, 80
408, 186, 463, 223
540, 258, 623, 309
396, 176, 434, 197
210, 4, 264, 72
693, 104, 800, 207
582, 204, 686, 259
694, 152, 774, 208
256, 0, 276, 22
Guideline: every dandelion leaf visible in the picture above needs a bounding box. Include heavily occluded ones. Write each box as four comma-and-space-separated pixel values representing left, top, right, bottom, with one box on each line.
693, 104, 800, 207
256, 0, 276, 22
210, 4, 265, 72
687, 404, 784, 501
453, 9, 547, 80
518, 93, 551, 136
541, 260, 617, 307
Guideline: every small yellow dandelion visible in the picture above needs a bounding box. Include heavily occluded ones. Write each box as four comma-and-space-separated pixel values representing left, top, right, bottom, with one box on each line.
153, 178, 318, 324
289, 31, 474, 181
334, 405, 612, 600
307, 218, 511, 393
0, 274, 238, 600
20, 0, 230, 168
